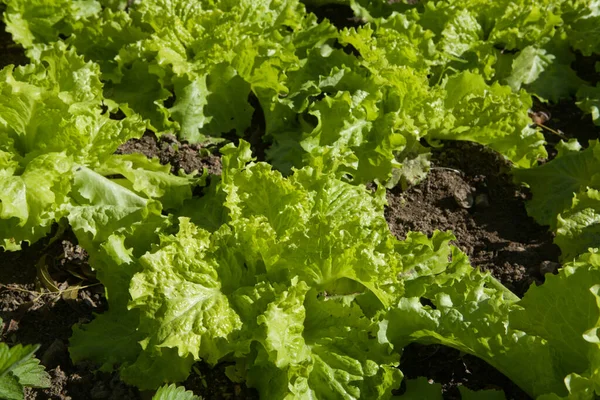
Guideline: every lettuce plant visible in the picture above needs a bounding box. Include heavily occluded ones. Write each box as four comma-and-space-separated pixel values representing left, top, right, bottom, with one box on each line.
0, 43, 200, 250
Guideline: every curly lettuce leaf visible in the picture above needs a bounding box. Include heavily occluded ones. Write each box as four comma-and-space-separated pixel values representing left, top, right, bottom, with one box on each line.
387, 242, 600, 399
3, 0, 561, 187
129, 218, 243, 366
190, 140, 400, 305
0, 42, 119, 164
502, 43, 584, 103
2, 0, 101, 48
510, 251, 600, 399
0, 152, 72, 250
263, 39, 439, 184
167, 74, 211, 143
561, 0, 600, 56
385, 248, 563, 398
482, 0, 562, 51
430, 71, 546, 167
2, 0, 441, 186
73, 141, 404, 395
103, 59, 172, 132
69, 216, 171, 373
70, 308, 144, 373
67, 166, 164, 247
3, 0, 309, 140
514, 140, 600, 229
246, 290, 401, 399
120, 347, 196, 390
97, 154, 201, 210
555, 188, 600, 261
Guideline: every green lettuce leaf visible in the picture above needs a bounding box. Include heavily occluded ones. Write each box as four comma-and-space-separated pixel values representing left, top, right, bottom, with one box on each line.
70, 309, 144, 373
503, 44, 585, 103
66, 165, 163, 247
2, 0, 101, 48
483, 0, 562, 51
70, 234, 144, 372
246, 289, 401, 399
510, 251, 600, 399
129, 218, 243, 365
349, 13, 436, 73
4, 0, 562, 188
430, 71, 546, 168
514, 140, 600, 229
0, 152, 72, 250
97, 154, 201, 210
387, 240, 600, 399
555, 188, 600, 261
4, 0, 309, 141
385, 248, 562, 398
69, 214, 172, 373
561, 0, 600, 56
168, 74, 211, 143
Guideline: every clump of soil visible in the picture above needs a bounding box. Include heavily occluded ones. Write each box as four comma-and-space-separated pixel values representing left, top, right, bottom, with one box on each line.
116, 131, 222, 176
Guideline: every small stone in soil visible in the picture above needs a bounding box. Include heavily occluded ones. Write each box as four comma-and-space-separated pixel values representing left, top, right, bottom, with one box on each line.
454, 187, 474, 208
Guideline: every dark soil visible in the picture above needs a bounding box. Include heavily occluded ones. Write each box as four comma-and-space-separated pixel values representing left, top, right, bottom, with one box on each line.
116, 131, 222, 176
398, 344, 527, 399
573, 50, 600, 86
303, 3, 366, 29
0, 232, 140, 400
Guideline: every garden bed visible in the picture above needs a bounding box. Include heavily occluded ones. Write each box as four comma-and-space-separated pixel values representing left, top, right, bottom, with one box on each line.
1, 1, 600, 399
